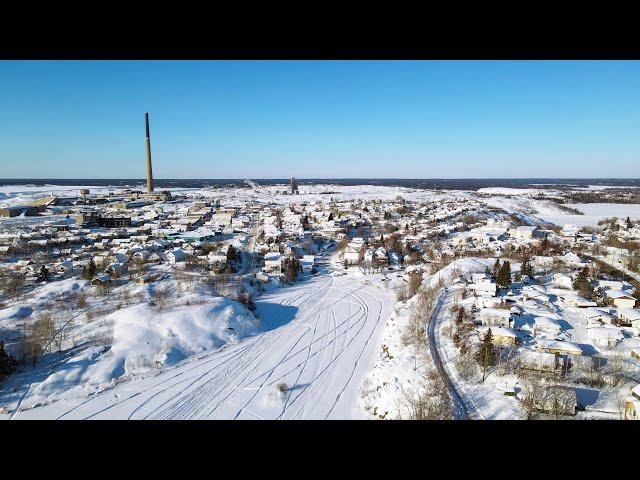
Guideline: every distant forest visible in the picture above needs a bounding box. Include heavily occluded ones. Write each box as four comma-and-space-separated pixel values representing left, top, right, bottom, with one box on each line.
2, 178, 640, 191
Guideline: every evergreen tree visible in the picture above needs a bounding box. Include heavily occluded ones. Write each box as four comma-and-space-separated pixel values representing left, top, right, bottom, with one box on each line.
591, 286, 607, 306
497, 261, 512, 289
475, 328, 496, 382
539, 237, 550, 255
520, 257, 535, 279
37, 265, 50, 283
492, 258, 501, 278
227, 245, 239, 263
626, 216, 633, 229
83, 259, 97, 280
573, 266, 593, 297
0, 340, 13, 381
284, 257, 301, 283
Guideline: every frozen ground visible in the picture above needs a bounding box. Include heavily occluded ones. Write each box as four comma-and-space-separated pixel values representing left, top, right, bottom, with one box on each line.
536, 203, 640, 227
2, 181, 639, 420
4, 271, 394, 419
0, 184, 116, 208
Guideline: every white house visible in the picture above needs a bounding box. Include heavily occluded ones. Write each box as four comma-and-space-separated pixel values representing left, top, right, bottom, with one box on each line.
561, 224, 580, 237
343, 246, 361, 265
605, 290, 637, 309
480, 308, 512, 328
510, 225, 538, 240
166, 248, 186, 263
263, 252, 282, 274
535, 339, 583, 356
532, 316, 564, 338
617, 308, 640, 328
477, 326, 519, 346
517, 350, 559, 374
471, 278, 497, 297
560, 294, 597, 308
301, 255, 315, 272
581, 307, 617, 326
586, 326, 624, 348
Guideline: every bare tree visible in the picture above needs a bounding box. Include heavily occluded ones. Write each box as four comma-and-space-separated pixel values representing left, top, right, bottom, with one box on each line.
606, 353, 632, 387
402, 308, 428, 371
20, 312, 56, 366
518, 370, 546, 420
541, 386, 577, 418
407, 273, 422, 298
455, 350, 477, 381
397, 369, 453, 420
5, 274, 25, 301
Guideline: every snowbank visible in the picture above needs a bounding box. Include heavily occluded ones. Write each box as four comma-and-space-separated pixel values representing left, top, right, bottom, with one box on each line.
23, 297, 258, 409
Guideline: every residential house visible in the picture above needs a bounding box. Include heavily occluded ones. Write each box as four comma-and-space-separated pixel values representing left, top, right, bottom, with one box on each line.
301, 255, 315, 272
510, 225, 538, 240
263, 252, 282, 274
605, 290, 637, 309
480, 308, 512, 328
586, 326, 624, 348
617, 308, 640, 328
166, 248, 186, 263
478, 326, 519, 346
470, 278, 497, 297
517, 350, 563, 374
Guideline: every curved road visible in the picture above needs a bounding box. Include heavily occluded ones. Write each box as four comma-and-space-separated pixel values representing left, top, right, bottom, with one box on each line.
426, 287, 470, 420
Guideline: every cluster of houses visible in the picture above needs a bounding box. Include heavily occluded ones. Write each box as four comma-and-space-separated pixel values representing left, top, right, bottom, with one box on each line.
455, 253, 640, 418
0, 190, 258, 287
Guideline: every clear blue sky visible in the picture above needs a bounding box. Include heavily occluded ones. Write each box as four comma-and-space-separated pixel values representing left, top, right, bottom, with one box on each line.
0, 60, 638, 179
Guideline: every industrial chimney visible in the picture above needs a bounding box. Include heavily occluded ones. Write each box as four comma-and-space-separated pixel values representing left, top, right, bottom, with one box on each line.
145, 112, 154, 193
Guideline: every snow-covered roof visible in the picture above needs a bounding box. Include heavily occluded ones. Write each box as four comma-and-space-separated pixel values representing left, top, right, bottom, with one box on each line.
478, 326, 518, 337
618, 308, 640, 321
535, 339, 583, 355
481, 308, 511, 319
605, 289, 635, 300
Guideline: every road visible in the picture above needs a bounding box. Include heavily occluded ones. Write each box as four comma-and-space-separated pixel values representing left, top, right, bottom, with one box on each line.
426, 287, 470, 420
583, 254, 640, 297
14, 265, 394, 419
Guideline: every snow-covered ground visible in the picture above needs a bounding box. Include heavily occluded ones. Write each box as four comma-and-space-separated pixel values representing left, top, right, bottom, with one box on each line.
536, 203, 640, 227
477, 187, 561, 197
0, 184, 118, 208
5, 269, 395, 419
360, 257, 513, 420
2, 181, 639, 420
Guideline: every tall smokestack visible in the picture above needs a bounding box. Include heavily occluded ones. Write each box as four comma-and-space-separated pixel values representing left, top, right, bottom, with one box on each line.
145, 112, 154, 193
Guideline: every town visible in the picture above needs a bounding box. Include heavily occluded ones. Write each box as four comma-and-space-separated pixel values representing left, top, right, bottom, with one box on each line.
1, 172, 640, 419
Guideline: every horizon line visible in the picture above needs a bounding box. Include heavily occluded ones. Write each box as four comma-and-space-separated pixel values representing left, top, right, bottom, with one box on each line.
1, 177, 639, 181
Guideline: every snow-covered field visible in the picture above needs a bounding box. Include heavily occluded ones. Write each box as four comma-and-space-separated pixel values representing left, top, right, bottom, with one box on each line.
5, 271, 395, 419
536, 203, 640, 227
477, 187, 561, 197
0, 184, 116, 208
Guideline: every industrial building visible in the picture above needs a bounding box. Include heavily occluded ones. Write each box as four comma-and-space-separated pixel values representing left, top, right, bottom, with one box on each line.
0, 205, 40, 217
